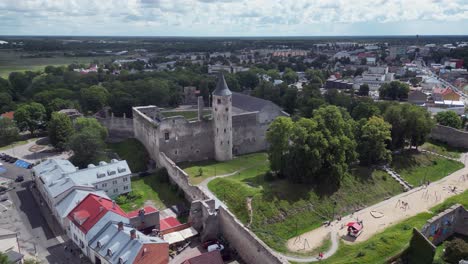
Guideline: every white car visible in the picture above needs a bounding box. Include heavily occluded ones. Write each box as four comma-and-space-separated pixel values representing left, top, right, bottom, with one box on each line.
207, 243, 224, 252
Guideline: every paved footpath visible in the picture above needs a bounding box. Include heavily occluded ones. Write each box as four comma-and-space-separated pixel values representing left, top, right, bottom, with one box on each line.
285, 153, 468, 261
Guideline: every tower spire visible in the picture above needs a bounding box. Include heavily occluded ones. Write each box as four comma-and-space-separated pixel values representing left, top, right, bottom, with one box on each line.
213, 72, 232, 96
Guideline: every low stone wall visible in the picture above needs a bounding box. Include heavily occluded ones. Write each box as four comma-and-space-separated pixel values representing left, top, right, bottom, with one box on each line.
158, 152, 209, 202
97, 116, 134, 140
218, 207, 288, 264
429, 124, 468, 149
421, 204, 468, 246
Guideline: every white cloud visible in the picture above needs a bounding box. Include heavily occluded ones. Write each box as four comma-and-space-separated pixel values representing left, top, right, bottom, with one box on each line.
0, 0, 466, 35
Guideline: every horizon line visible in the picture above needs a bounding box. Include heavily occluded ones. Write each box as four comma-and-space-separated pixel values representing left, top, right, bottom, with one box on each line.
1, 34, 468, 38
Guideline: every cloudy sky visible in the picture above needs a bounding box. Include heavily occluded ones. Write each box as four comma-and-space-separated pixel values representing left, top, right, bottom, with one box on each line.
0, 0, 467, 36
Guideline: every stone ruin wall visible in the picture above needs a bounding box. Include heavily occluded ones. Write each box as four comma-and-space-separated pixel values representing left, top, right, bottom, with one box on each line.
421, 204, 468, 246
430, 124, 468, 149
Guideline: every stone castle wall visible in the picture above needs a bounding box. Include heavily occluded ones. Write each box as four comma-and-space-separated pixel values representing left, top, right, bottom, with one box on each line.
96, 116, 134, 140
429, 124, 468, 148
232, 112, 269, 155
218, 207, 287, 264
421, 204, 468, 246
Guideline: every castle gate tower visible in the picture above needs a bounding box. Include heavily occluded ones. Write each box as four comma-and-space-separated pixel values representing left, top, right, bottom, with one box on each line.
212, 73, 233, 161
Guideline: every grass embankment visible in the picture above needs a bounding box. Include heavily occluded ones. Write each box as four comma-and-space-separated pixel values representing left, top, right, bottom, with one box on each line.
161, 110, 211, 121
180, 152, 268, 185
392, 151, 464, 187
207, 157, 403, 252
421, 140, 466, 159
117, 173, 187, 212
320, 190, 468, 264
0, 50, 110, 78
106, 138, 149, 172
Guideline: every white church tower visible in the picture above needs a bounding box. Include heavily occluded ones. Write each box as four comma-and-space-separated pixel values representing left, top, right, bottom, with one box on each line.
212, 73, 233, 161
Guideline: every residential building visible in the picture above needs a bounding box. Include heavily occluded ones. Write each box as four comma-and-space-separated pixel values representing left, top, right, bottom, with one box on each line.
408, 90, 428, 105
432, 87, 461, 101
33, 159, 131, 230
88, 221, 168, 264
67, 194, 129, 257
389, 46, 406, 59
182, 251, 223, 264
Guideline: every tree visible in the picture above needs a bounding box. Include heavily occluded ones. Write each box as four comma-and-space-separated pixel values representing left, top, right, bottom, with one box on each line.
236, 71, 259, 89
0, 118, 19, 147
0, 92, 14, 113
80, 85, 109, 113
0, 252, 9, 264
351, 101, 380, 120
405, 105, 434, 149
69, 130, 105, 167
282, 68, 298, 84
266, 69, 280, 80
14, 102, 46, 135
379, 81, 410, 100
281, 87, 298, 114
74, 117, 108, 140
109, 90, 135, 117
435, 111, 462, 129
266, 116, 294, 177
9, 71, 36, 100
356, 116, 392, 165
409, 77, 419, 87
48, 112, 74, 150
357, 84, 370, 96
0, 77, 11, 95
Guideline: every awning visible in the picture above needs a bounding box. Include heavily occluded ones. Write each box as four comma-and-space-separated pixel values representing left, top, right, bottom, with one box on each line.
346, 222, 363, 231
163, 231, 185, 244
179, 227, 198, 240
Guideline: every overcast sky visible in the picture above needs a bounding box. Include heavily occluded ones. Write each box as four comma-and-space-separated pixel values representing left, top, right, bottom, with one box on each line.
0, 0, 467, 36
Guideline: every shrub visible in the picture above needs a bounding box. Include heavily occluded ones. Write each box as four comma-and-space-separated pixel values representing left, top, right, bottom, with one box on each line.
444, 238, 468, 263
382, 174, 387, 181
115, 195, 127, 204
356, 251, 366, 257
264, 171, 275, 182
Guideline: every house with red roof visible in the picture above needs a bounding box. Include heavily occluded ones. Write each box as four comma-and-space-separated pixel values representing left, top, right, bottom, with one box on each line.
0, 111, 14, 120
432, 87, 460, 101
127, 206, 160, 231
182, 251, 223, 264
67, 194, 129, 257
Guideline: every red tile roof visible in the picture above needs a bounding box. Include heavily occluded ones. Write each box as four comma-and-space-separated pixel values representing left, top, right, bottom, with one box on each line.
67, 193, 127, 234
183, 251, 223, 264
0, 111, 14, 120
127, 206, 158, 218
134, 243, 169, 264
159, 217, 181, 231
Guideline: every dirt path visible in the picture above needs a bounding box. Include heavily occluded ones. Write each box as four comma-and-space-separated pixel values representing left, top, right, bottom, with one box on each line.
285, 157, 468, 261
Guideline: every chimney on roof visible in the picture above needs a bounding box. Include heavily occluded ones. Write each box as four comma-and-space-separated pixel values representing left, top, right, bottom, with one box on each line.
130, 229, 136, 240
118, 221, 124, 231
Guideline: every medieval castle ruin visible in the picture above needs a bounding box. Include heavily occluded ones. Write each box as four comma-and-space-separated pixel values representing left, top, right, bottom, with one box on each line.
132, 74, 287, 164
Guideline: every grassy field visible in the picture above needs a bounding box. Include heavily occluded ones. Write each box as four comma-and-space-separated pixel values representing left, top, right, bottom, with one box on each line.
161, 110, 211, 121
180, 152, 268, 184
208, 161, 403, 252
106, 138, 149, 172
0, 50, 112, 78
391, 151, 464, 186
116, 173, 187, 212
421, 140, 466, 159
319, 190, 468, 264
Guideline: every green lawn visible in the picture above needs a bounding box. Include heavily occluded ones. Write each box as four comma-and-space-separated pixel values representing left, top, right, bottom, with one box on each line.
161, 110, 211, 120
391, 151, 464, 187
421, 139, 466, 159
116, 172, 187, 212
0, 50, 111, 78
106, 138, 149, 172
320, 190, 468, 264
208, 163, 404, 253
180, 152, 268, 184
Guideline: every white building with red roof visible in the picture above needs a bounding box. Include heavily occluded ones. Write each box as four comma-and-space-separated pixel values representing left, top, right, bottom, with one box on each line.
68, 194, 129, 257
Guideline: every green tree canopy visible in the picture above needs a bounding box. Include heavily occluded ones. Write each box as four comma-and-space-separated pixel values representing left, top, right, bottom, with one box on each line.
0, 118, 20, 147
48, 112, 74, 150
80, 85, 109, 113
14, 102, 46, 135
0, 92, 14, 113
282, 68, 298, 84
379, 81, 410, 100
357, 84, 370, 96
435, 111, 462, 129
69, 130, 105, 168
351, 101, 381, 120
266, 116, 294, 176
74, 117, 108, 140
356, 116, 392, 165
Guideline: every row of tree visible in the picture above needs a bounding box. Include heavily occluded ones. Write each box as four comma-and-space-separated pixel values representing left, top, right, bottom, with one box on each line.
266, 102, 434, 186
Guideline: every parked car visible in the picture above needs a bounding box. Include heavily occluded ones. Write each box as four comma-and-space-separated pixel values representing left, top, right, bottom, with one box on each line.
207, 243, 224, 252
8, 157, 18, 163
15, 175, 24, 182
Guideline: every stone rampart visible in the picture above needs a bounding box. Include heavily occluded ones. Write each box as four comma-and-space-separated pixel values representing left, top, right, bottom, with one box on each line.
421, 204, 468, 246
429, 124, 468, 149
